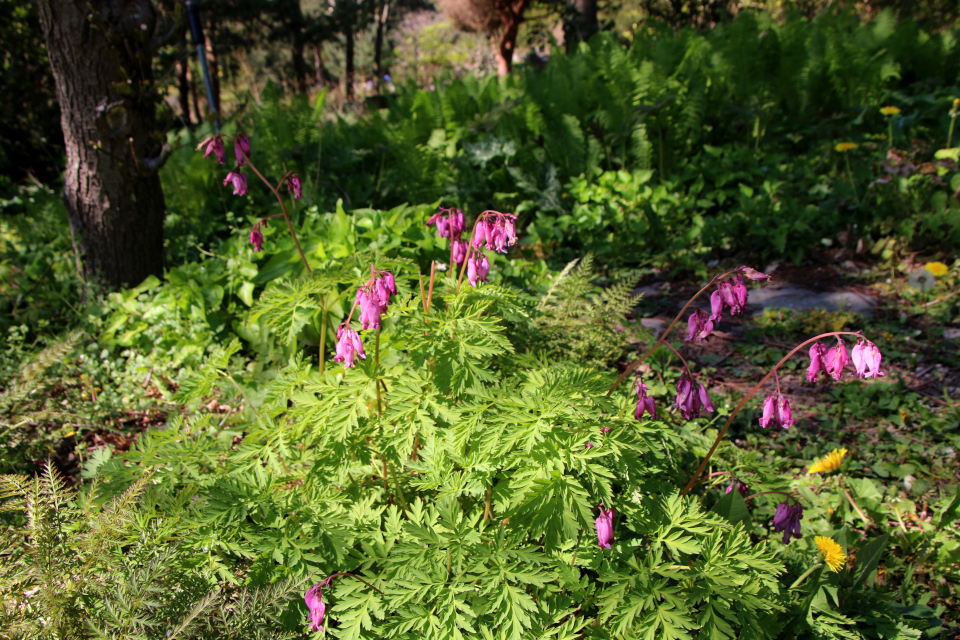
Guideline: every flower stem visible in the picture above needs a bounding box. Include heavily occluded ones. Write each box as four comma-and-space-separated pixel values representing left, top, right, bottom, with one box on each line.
324, 572, 385, 595
790, 563, 823, 590
319, 308, 328, 375
242, 156, 312, 275
608, 272, 736, 395
948, 114, 956, 149
483, 483, 493, 521
679, 331, 864, 497
375, 326, 382, 418
844, 154, 859, 204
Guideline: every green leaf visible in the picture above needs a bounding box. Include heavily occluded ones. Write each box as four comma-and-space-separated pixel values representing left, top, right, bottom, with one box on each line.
851, 532, 889, 591
710, 489, 752, 530
937, 484, 960, 530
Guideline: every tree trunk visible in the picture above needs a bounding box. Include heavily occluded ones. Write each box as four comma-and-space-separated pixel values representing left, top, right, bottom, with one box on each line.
176, 57, 193, 126
565, 0, 598, 52
313, 43, 331, 87
33, 0, 168, 289
287, 0, 309, 94
374, 0, 390, 84
204, 18, 221, 113
493, 0, 528, 77
344, 29, 355, 97
188, 62, 203, 124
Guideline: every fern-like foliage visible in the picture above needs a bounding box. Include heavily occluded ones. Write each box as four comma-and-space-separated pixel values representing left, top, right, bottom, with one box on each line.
535, 254, 642, 367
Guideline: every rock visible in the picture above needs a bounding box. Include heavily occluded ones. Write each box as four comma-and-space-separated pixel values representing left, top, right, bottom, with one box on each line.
744, 285, 876, 315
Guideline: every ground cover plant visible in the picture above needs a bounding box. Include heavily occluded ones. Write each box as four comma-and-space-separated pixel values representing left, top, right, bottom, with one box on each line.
1, 8, 960, 640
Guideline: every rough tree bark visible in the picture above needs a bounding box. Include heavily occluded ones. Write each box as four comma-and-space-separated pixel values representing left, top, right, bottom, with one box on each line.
176, 57, 193, 126
34, 0, 170, 288
373, 0, 390, 83
565, 0, 598, 52
344, 28, 355, 97
493, 0, 528, 76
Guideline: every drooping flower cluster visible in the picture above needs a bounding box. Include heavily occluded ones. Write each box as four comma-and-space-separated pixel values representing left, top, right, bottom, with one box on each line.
426, 207, 468, 265
466, 253, 490, 287
287, 174, 303, 200
675, 372, 714, 421
634, 376, 657, 421
595, 505, 614, 550
771, 501, 803, 544
224, 169, 248, 196
686, 308, 714, 344
198, 134, 225, 164
472, 211, 518, 253
758, 392, 793, 429
807, 336, 880, 382
334, 269, 397, 370
851, 339, 884, 379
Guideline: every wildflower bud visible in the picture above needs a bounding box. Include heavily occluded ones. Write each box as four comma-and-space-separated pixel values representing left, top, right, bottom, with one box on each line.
806, 342, 828, 382
450, 240, 468, 265
426, 212, 449, 238
287, 174, 303, 200
675, 373, 714, 420
585, 442, 594, 449
333, 325, 366, 369
504, 216, 517, 246
373, 271, 397, 312
634, 376, 657, 421
725, 478, 749, 495
595, 505, 614, 549
738, 266, 772, 281
304, 583, 327, 632
851, 339, 884, 379
733, 274, 748, 308
249, 222, 265, 252
198, 134, 225, 163
487, 223, 503, 252
717, 280, 744, 316
771, 501, 803, 545
698, 383, 715, 413
450, 209, 465, 238
357, 289, 382, 330
234, 133, 251, 165
472, 220, 488, 249
685, 307, 714, 344
223, 170, 248, 196
467, 253, 490, 287
825, 339, 850, 381
709, 290, 724, 322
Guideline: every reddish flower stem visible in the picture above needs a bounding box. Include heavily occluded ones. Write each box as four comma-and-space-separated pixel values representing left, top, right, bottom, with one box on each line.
679, 330, 864, 497
607, 272, 736, 396
323, 572, 384, 595
240, 154, 312, 275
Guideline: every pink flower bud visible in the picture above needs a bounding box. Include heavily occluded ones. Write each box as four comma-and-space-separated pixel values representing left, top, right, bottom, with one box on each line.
234, 133, 250, 165
726, 478, 749, 494
472, 220, 488, 249
709, 290, 724, 322
249, 223, 264, 252
467, 253, 490, 287
287, 174, 303, 200
738, 266, 772, 281
451, 240, 468, 265
357, 289, 382, 330
595, 505, 614, 549
634, 376, 657, 421
825, 339, 850, 381
851, 338, 885, 379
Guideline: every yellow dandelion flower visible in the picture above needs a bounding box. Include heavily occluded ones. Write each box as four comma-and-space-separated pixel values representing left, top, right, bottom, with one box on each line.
815, 536, 846, 572
954, 98, 960, 110
880, 106, 901, 116
924, 261, 949, 277
808, 448, 848, 474
835, 142, 858, 152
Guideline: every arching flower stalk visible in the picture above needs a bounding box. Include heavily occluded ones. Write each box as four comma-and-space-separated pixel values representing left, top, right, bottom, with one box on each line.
198, 132, 310, 274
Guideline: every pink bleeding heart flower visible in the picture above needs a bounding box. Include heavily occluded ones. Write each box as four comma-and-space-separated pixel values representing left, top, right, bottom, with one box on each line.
426, 211, 449, 238
467, 253, 490, 287
472, 219, 488, 249
450, 209, 465, 238
716, 280, 743, 316
234, 133, 250, 165
357, 288, 382, 330
585, 442, 594, 449
825, 339, 850, 381
758, 393, 793, 429
686, 307, 714, 344
675, 373, 714, 421
595, 505, 614, 550
634, 376, 657, 421
333, 325, 366, 369
450, 240, 468, 265
806, 342, 828, 382
851, 339, 884, 379
224, 170, 248, 196
709, 290, 724, 322
738, 266, 772, 281
287, 174, 303, 200
732, 274, 748, 309
198, 134, 225, 163
249, 222, 264, 252
304, 583, 326, 632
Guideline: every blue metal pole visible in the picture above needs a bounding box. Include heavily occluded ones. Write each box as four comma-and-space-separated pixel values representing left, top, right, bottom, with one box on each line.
186, 0, 219, 132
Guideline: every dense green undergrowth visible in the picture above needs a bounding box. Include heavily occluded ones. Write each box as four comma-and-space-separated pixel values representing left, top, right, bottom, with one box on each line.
1, 7, 959, 640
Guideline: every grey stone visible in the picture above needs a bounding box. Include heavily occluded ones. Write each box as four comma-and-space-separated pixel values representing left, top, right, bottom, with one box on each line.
745, 285, 876, 315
